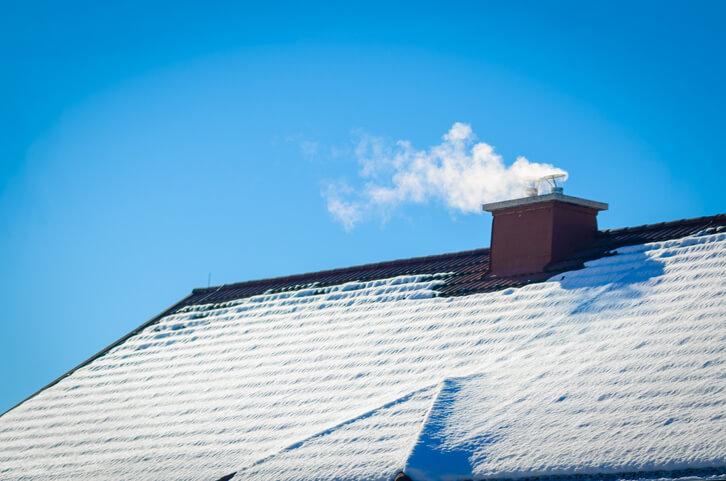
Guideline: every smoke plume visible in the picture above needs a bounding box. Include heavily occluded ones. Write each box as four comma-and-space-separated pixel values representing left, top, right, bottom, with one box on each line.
323, 122, 567, 231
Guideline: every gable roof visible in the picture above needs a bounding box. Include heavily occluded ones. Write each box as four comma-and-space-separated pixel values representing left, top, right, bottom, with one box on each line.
1, 213, 726, 481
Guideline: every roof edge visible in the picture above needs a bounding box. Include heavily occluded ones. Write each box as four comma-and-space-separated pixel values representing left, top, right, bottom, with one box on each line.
0, 291, 201, 418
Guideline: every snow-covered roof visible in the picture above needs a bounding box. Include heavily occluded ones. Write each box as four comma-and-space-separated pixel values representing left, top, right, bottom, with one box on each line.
1, 216, 726, 481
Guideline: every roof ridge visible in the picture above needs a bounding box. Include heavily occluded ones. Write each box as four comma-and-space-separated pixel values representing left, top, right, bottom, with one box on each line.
192, 247, 490, 295
599, 212, 726, 235
232, 384, 439, 478
191, 213, 726, 298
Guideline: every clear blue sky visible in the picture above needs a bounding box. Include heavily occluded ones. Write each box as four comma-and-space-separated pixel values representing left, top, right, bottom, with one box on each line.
1, 1, 724, 413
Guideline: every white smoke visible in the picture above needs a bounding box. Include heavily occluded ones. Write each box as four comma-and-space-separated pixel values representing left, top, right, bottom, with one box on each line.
324, 122, 567, 231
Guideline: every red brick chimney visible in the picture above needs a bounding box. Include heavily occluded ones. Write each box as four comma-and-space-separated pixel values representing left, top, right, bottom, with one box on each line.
482, 193, 608, 276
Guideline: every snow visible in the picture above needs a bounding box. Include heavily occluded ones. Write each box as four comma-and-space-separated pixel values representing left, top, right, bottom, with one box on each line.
1, 232, 725, 481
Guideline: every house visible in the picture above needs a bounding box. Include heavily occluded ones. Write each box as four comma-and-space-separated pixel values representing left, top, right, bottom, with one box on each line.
1, 191, 725, 481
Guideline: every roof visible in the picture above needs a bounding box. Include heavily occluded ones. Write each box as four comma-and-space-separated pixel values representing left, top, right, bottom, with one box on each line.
1, 213, 726, 481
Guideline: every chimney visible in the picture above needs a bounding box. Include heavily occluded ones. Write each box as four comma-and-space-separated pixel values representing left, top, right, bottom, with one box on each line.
482, 192, 608, 276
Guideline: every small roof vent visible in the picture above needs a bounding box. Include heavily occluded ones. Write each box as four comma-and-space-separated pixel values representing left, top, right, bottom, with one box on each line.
525, 173, 566, 197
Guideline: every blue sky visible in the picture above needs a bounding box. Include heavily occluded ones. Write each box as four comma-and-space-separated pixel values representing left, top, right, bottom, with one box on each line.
1, 1, 725, 413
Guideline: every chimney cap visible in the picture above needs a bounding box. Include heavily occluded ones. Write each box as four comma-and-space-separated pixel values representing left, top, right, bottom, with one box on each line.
482, 193, 608, 213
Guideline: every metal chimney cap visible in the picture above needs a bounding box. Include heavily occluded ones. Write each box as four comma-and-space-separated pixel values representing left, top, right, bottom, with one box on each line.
482, 193, 609, 212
